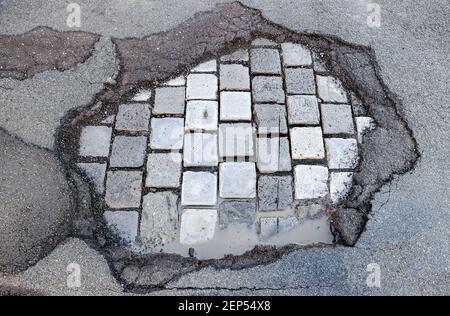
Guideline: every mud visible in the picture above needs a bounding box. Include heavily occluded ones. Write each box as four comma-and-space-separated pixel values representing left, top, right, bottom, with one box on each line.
49, 2, 416, 291
0, 26, 99, 80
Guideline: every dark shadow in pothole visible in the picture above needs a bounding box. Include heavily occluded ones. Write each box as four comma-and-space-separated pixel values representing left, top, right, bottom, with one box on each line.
55, 2, 419, 292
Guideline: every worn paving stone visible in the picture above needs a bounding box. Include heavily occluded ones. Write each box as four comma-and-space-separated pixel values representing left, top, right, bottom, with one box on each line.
281, 42, 312, 66
132, 89, 152, 102
220, 64, 250, 91
355, 117, 376, 143
180, 209, 218, 245
164, 76, 186, 86
259, 217, 278, 240
150, 118, 184, 150
219, 162, 256, 199
191, 60, 217, 73
146, 153, 182, 188
183, 133, 218, 167
219, 201, 256, 229
316, 75, 348, 103
312, 52, 329, 73
220, 91, 252, 121
294, 165, 329, 200
287, 95, 320, 125
218, 123, 255, 158
252, 38, 278, 47
257, 137, 291, 173
109, 136, 147, 168
220, 49, 249, 62
278, 216, 299, 234
141, 191, 179, 246
250, 48, 282, 74
181, 171, 217, 206
252, 76, 285, 103
154, 87, 186, 115
79, 126, 112, 157
284, 68, 316, 95
186, 73, 218, 100
258, 175, 293, 212
330, 172, 354, 205
115, 103, 151, 132
103, 211, 139, 244
77, 162, 107, 194
321, 103, 355, 135
185, 100, 218, 132
290, 127, 325, 160
325, 138, 359, 170
105, 171, 142, 209
254, 104, 288, 135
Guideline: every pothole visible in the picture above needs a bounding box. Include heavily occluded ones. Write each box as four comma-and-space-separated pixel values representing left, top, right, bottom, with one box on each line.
55, 2, 418, 291
74, 40, 377, 260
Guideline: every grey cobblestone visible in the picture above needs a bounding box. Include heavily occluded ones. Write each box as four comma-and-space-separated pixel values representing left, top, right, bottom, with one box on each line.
104, 211, 139, 244
181, 171, 217, 206
252, 76, 285, 103
325, 138, 359, 169
180, 209, 217, 245
321, 103, 355, 135
281, 43, 312, 66
258, 175, 293, 212
79, 126, 112, 157
287, 95, 320, 125
294, 165, 329, 200
77, 162, 107, 194
219, 201, 256, 229
105, 171, 142, 209
219, 162, 256, 199
145, 153, 182, 188
154, 87, 186, 115
191, 60, 217, 73
115, 103, 151, 132
150, 118, 184, 150
254, 104, 288, 135
185, 100, 218, 132
316, 75, 348, 103
284, 68, 316, 95
250, 48, 282, 74
220, 91, 252, 121
183, 132, 218, 167
218, 123, 255, 158
109, 136, 147, 168
220, 64, 250, 91
186, 74, 218, 100
290, 127, 325, 160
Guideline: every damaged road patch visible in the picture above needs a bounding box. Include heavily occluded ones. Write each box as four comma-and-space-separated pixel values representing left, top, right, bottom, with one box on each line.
53, 2, 418, 292
0, 26, 99, 80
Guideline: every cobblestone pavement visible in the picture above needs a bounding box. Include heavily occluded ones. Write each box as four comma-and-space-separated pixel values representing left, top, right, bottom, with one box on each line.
76, 39, 376, 259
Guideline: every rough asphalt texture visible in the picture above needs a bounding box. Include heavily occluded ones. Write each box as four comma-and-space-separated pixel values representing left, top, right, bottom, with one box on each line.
0, 130, 73, 273
0, 0, 448, 295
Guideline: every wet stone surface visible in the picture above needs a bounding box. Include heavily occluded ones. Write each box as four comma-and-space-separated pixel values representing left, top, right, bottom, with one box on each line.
71, 40, 378, 260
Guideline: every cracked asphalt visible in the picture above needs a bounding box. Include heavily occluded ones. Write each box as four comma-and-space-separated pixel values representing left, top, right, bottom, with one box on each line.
0, 0, 449, 296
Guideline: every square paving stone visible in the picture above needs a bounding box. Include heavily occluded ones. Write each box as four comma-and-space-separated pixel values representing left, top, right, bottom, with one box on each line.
329, 172, 354, 205
79, 126, 112, 157
250, 48, 282, 74
281, 42, 312, 66
218, 123, 255, 158
104, 211, 139, 244
290, 127, 325, 160
115, 103, 151, 132
181, 171, 217, 206
186, 74, 218, 100
150, 118, 184, 150
258, 175, 293, 212
180, 209, 218, 245
294, 165, 329, 200
141, 191, 179, 246
77, 162, 107, 194
220, 91, 252, 121
219, 162, 256, 199
220, 64, 250, 91
220, 49, 249, 62
285, 68, 316, 95
153, 87, 186, 115
252, 76, 285, 104
105, 171, 143, 209
287, 95, 320, 125
325, 138, 359, 169
259, 217, 278, 240
257, 137, 291, 173
321, 103, 355, 135
145, 153, 182, 188
183, 133, 218, 167
254, 104, 288, 135
316, 75, 348, 103
191, 60, 217, 73
219, 201, 256, 229
109, 136, 147, 168
185, 100, 218, 132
